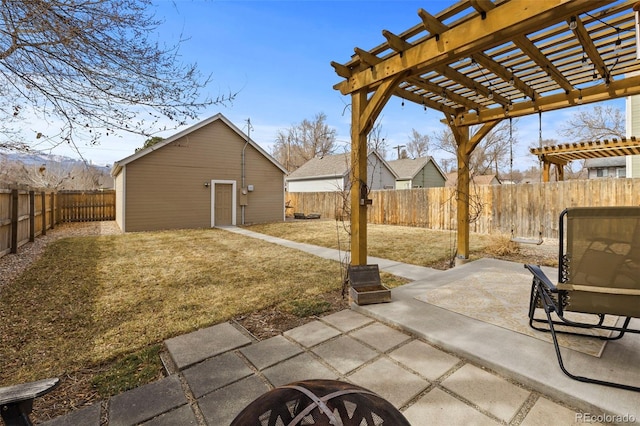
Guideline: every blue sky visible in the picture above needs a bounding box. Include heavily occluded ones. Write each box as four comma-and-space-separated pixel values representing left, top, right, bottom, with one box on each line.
46, 0, 624, 170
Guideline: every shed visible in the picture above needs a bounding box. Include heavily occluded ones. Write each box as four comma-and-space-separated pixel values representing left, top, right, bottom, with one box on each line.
111, 113, 287, 232
286, 151, 397, 192
387, 157, 446, 189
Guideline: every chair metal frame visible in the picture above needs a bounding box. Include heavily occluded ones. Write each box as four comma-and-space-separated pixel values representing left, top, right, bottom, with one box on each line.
525, 206, 640, 392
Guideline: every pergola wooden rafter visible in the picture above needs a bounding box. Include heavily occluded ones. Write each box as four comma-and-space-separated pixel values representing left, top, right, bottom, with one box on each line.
331, 0, 640, 265
531, 136, 640, 181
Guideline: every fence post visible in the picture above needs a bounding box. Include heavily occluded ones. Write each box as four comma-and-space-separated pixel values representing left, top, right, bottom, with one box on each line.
29, 190, 35, 242
10, 189, 18, 254
41, 192, 47, 236
52, 192, 57, 228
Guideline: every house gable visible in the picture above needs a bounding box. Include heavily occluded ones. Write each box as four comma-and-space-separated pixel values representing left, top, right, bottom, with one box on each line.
388, 157, 446, 189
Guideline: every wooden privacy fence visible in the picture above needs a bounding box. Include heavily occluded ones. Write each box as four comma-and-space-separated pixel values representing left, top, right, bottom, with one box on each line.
0, 189, 115, 258
57, 190, 116, 222
286, 178, 640, 240
0, 189, 56, 257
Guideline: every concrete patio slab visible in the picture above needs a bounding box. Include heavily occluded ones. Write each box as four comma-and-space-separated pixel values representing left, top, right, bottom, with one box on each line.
240, 334, 303, 370
182, 352, 253, 398
347, 357, 429, 407
283, 320, 341, 348
402, 387, 500, 425
441, 364, 531, 422
41, 403, 101, 426
349, 322, 412, 352
108, 375, 187, 426
165, 322, 252, 370
262, 352, 339, 387
520, 397, 596, 426
197, 375, 269, 426
311, 335, 378, 375
320, 309, 374, 332
141, 404, 198, 426
389, 339, 461, 380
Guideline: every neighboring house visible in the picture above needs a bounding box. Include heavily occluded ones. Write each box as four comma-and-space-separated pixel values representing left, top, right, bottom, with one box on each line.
445, 172, 501, 187
286, 151, 397, 192
111, 113, 287, 232
585, 157, 627, 179
387, 157, 446, 189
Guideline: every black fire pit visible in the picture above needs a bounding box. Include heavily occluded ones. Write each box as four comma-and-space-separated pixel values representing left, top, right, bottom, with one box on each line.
230, 379, 410, 425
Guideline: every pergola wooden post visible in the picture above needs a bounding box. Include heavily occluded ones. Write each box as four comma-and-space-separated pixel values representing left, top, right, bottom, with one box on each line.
350, 76, 405, 265
332, 0, 640, 266
451, 119, 500, 262
350, 90, 369, 266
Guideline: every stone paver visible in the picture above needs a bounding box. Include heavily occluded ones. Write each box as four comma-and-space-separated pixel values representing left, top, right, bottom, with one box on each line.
283, 320, 341, 348
40, 312, 606, 426
182, 351, 253, 398
402, 387, 500, 425
262, 352, 339, 387
521, 397, 600, 426
141, 404, 198, 426
441, 364, 531, 423
320, 309, 374, 332
350, 322, 411, 352
311, 335, 378, 374
108, 375, 187, 426
347, 357, 429, 407
197, 375, 269, 426
389, 339, 461, 380
165, 322, 252, 369
41, 403, 101, 426
240, 335, 303, 370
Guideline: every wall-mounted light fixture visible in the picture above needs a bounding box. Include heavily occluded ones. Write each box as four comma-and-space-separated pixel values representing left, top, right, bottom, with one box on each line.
204, 182, 210, 188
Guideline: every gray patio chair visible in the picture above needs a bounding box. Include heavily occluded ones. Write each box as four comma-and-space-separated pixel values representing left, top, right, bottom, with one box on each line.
0, 378, 59, 425
525, 206, 640, 392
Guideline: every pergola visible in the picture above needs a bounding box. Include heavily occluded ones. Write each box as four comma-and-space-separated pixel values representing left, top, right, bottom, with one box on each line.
331, 0, 640, 265
531, 136, 640, 181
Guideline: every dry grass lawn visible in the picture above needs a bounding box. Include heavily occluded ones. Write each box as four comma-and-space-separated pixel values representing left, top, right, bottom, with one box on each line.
0, 228, 345, 392
246, 220, 500, 268
0, 220, 548, 422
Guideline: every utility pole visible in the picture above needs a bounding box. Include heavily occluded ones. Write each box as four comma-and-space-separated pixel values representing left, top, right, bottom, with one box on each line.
392, 144, 406, 159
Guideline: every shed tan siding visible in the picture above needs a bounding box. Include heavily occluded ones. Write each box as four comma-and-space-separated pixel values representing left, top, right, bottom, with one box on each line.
123, 119, 284, 232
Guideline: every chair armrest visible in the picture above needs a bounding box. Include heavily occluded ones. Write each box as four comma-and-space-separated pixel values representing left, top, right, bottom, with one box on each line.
524, 264, 557, 292
0, 378, 59, 406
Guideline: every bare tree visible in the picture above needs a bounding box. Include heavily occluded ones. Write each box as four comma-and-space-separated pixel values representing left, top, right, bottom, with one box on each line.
406, 129, 429, 158
557, 105, 625, 141
272, 113, 337, 172
432, 119, 516, 178
367, 120, 388, 158
0, 158, 108, 189
0, 0, 234, 154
